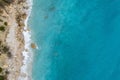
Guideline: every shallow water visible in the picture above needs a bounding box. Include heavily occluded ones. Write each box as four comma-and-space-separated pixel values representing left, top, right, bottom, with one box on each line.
30, 0, 120, 80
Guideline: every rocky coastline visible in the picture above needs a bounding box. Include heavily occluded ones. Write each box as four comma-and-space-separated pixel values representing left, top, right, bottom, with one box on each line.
0, 0, 31, 80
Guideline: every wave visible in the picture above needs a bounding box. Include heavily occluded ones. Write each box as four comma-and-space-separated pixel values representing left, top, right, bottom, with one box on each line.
18, 0, 33, 80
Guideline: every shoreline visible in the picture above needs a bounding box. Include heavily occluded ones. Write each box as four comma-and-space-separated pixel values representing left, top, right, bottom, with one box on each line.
4, 0, 34, 80
19, 0, 33, 80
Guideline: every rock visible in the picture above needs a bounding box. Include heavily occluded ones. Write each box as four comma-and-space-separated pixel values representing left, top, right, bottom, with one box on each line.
25, 49, 28, 52
22, 13, 27, 19
31, 43, 36, 49
3, 64, 8, 68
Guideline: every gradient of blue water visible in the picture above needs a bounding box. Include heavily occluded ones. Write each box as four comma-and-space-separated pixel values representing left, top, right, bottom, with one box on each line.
30, 0, 120, 80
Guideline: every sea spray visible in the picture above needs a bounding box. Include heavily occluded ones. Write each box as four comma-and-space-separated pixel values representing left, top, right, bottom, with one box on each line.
18, 0, 33, 80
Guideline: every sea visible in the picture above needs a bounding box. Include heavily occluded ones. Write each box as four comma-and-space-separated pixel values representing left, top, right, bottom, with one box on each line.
28, 0, 120, 80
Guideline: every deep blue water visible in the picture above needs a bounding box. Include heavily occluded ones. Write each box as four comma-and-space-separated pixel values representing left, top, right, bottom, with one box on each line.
30, 0, 120, 80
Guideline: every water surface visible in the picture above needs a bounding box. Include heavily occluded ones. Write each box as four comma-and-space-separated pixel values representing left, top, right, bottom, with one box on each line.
30, 0, 120, 80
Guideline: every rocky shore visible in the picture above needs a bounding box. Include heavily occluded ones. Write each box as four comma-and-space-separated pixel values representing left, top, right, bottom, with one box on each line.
0, 0, 31, 80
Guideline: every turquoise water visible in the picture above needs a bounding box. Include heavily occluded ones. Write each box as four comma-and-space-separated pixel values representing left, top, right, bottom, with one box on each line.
30, 0, 120, 80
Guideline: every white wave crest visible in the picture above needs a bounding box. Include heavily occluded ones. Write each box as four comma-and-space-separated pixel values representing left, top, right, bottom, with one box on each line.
18, 0, 33, 80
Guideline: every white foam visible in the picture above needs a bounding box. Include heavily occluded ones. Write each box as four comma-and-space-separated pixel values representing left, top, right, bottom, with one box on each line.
18, 0, 33, 80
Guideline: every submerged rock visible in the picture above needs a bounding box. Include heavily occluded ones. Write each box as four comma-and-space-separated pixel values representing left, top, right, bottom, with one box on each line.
31, 43, 36, 49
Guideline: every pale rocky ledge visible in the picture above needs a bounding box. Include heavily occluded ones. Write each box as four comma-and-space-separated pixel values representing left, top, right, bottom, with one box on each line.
0, 0, 29, 80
